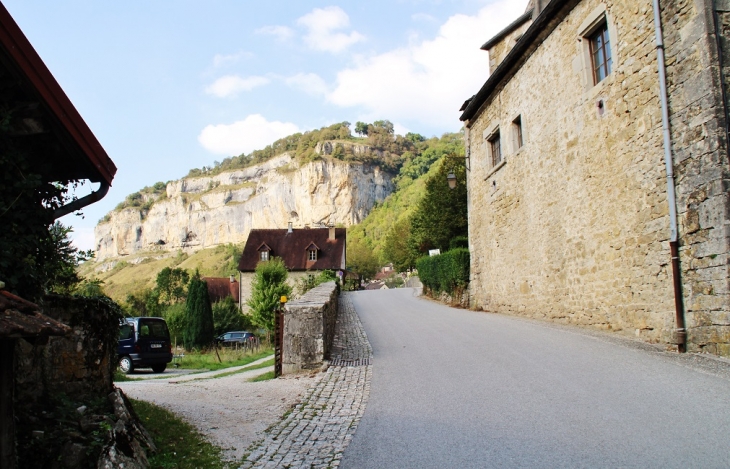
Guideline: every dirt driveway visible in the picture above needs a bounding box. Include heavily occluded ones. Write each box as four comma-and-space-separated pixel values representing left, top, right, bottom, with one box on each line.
116, 358, 320, 461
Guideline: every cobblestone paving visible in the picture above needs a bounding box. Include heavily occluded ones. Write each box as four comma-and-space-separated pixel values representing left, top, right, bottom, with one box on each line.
241, 293, 372, 468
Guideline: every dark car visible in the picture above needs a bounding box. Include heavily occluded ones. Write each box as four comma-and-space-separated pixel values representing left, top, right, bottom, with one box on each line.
215, 331, 255, 346
117, 317, 173, 374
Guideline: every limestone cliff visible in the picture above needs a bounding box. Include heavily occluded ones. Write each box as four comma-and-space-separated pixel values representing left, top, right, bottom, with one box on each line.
94, 153, 392, 261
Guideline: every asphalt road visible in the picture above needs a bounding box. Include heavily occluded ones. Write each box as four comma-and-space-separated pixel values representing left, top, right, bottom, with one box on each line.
341, 288, 730, 469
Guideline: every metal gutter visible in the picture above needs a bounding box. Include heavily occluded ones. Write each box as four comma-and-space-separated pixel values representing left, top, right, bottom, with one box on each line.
652, 0, 686, 352
52, 180, 110, 220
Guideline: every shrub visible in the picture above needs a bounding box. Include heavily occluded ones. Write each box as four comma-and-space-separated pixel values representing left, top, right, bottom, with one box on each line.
247, 257, 292, 332
212, 296, 252, 336
416, 248, 470, 295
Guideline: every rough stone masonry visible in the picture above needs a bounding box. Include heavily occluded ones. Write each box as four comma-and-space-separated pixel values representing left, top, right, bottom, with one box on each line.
462, 0, 730, 355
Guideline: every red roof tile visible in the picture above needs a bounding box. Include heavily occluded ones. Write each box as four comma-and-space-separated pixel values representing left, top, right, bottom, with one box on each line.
203, 277, 240, 303
238, 228, 346, 272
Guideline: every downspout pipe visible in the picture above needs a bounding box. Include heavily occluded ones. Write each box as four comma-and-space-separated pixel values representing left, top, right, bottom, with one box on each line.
652, 0, 687, 352
52, 180, 110, 220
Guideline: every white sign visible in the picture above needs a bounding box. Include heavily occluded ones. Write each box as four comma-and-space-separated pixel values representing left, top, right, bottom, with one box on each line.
429, 249, 441, 257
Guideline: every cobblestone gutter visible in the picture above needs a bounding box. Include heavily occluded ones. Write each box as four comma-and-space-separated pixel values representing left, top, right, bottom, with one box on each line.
242, 293, 372, 468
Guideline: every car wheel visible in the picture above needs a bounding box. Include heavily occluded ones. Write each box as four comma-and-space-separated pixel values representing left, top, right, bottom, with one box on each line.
151, 364, 167, 373
119, 356, 134, 374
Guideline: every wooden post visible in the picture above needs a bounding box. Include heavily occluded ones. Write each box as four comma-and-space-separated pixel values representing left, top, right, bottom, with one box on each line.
0, 339, 16, 469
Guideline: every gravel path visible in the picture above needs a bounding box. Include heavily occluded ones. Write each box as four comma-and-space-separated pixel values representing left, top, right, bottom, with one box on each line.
117, 359, 320, 461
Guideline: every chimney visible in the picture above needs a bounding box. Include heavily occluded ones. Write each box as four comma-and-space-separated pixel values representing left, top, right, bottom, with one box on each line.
288, 222, 293, 233
329, 225, 336, 240
229, 275, 235, 283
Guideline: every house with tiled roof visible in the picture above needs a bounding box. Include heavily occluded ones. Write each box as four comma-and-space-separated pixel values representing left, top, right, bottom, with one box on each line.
203, 276, 240, 304
237, 226, 346, 309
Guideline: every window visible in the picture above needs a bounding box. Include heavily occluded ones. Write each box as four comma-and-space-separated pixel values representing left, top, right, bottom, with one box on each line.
589, 22, 612, 84
260, 251, 269, 261
512, 116, 523, 150
489, 131, 502, 167
308, 249, 317, 261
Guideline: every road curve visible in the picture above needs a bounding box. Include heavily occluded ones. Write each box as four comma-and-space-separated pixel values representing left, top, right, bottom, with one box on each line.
341, 288, 730, 469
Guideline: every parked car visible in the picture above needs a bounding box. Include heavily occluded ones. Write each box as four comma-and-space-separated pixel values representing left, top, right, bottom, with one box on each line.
215, 331, 256, 346
117, 317, 173, 374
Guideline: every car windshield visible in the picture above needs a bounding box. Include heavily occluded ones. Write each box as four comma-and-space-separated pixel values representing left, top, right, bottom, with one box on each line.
138, 319, 169, 339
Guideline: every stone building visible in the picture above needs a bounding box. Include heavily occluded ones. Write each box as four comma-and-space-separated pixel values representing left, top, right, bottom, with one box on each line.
237, 226, 346, 308
460, 0, 730, 355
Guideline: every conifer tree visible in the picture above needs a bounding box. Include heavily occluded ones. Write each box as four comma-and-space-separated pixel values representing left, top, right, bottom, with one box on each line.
183, 270, 214, 349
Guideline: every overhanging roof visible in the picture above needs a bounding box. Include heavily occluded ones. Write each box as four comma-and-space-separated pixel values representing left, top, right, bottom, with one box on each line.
460, 0, 581, 122
0, 2, 116, 184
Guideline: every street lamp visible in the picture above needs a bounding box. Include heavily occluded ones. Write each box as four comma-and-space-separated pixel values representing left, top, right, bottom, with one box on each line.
444, 152, 470, 189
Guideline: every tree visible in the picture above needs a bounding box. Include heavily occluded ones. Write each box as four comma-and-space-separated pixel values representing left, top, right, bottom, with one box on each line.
44, 222, 94, 294
382, 217, 418, 272
355, 121, 369, 136
155, 267, 189, 305
346, 236, 380, 283
183, 271, 215, 349
408, 157, 468, 254
212, 296, 252, 336
246, 257, 292, 332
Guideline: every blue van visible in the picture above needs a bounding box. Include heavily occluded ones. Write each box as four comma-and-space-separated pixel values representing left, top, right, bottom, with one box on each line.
117, 317, 173, 374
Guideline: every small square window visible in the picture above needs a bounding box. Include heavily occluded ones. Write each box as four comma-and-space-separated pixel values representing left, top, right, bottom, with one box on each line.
308, 249, 317, 261
488, 131, 502, 167
260, 251, 269, 261
512, 116, 523, 150
589, 23, 612, 84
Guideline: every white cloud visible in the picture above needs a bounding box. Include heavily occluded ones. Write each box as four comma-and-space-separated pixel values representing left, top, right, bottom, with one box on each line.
198, 114, 300, 155
285, 73, 329, 96
327, 0, 527, 129
205, 75, 270, 98
255, 25, 295, 41
296, 6, 365, 53
212, 51, 253, 68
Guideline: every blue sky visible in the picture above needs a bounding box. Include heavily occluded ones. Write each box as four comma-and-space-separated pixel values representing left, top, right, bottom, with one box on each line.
3, 0, 527, 251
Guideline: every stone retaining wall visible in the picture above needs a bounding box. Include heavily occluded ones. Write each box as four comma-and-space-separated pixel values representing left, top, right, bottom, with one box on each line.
282, 282, 338, 374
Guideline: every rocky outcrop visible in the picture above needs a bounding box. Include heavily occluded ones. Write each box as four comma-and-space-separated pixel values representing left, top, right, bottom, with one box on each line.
94, 154, 393, 261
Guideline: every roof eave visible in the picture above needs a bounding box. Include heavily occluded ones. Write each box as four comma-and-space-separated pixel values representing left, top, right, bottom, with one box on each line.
461, 0, 580, 123
0, 2, 116, 184
480, 9, 534, 51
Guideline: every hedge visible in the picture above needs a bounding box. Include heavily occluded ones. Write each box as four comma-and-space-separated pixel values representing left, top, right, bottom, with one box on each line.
416, 248, 470, 295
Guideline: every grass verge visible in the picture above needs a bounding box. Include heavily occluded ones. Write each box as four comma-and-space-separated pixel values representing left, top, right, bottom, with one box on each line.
250, 370, 276, 382
209, 358, 274, 379
130, 398, 233, 469
179, 347, 273, 371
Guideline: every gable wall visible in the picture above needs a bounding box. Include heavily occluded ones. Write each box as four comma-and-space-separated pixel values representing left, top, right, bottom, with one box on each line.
465, 0, 730, 353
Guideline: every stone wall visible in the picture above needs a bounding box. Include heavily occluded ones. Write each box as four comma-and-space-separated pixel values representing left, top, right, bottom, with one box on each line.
464, 0, 730, 354
282, 282, 338, 374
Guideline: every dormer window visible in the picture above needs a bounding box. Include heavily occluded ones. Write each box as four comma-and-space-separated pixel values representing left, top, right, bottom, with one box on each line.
306, 242, 320, 262
257, 243, 271, 262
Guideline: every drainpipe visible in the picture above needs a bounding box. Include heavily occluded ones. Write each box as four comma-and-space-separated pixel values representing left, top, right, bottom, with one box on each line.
52, 180, 110, 220
652, 0, 687, 352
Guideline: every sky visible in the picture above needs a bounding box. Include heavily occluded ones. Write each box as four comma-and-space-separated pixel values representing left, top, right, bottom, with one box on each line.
3, 0, 528, 251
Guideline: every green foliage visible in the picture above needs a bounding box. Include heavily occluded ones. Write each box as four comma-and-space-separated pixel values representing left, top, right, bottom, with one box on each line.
450, 236, 469, 250
416, 248, 470, 295
408, 157, 468, 254
184, 271, 215, 349
382, 217, 418, 271
130, 399, 228, 469
246, 257, 292, 332
155, 266, 190, 305
163, 302, 187, 344
212, 295, 252, 336
123, 288, 163, 317
0, 131, 89, 299
73, 278, 106, 297
295, 270, 338, 296
346, 235, 380, 282
44, 222, 94, 294
355, 121, 368, 136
